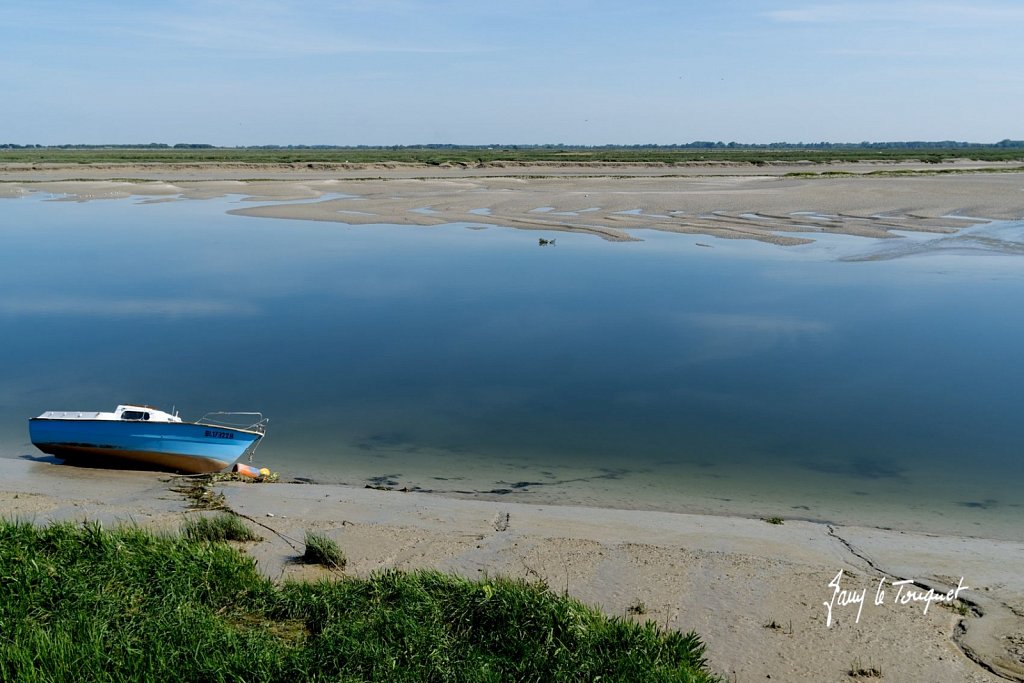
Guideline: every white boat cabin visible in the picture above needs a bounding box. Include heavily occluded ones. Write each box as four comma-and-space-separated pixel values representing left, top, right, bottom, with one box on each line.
36, 405, 183, 423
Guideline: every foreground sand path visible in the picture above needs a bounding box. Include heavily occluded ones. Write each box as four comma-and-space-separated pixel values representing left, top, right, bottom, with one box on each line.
3, 458, 1021, 682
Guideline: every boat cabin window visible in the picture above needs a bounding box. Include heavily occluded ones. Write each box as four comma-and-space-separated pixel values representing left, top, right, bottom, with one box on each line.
121, 410, 150, 421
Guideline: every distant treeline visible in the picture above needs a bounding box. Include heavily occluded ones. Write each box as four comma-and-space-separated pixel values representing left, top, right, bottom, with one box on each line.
3, 140, 1023, 150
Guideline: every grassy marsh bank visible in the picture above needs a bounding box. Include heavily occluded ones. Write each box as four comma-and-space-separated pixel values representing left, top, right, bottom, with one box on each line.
2, 145, 1024, 166
0, 519, 716, 682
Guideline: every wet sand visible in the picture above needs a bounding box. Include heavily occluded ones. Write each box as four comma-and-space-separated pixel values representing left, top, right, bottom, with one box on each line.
2, 457, 1021, 682
2, 161, 1022, 245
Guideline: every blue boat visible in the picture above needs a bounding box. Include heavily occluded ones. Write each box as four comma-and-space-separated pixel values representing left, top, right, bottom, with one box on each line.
29, 404, 268, 474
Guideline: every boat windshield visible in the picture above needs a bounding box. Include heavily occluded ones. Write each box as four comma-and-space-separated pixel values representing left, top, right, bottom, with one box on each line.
121, 410, 150, 421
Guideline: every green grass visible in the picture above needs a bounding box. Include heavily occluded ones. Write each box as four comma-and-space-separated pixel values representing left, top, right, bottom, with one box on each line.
0, 519, 717, 681
302, 531, 346, 569
183, 512, 261, 542
2, 145, 1023, 166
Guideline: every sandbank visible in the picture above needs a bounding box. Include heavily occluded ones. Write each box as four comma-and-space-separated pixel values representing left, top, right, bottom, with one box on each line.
2, 457, 1021, 682
2, 161, 1022, 245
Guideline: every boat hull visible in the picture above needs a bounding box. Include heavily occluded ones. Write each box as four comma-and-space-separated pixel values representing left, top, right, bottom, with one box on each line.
29, 418, 262, 474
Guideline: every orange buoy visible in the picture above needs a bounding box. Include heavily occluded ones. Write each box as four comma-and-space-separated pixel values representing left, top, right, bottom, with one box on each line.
232, 463, 262, 479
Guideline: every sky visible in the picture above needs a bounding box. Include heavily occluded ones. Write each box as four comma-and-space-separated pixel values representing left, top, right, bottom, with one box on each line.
2, 0, 1022, 145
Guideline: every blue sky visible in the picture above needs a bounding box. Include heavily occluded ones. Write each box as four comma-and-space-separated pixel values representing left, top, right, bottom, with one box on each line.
2, 1, 1022, 145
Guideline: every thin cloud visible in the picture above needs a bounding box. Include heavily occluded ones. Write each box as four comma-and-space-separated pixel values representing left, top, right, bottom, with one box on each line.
140, 14, 483, 56
767, 2, 1024, 25
6, 1, 488, 56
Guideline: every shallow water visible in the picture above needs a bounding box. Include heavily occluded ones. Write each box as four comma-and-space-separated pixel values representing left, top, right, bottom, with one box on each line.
2, 194, 1022, 539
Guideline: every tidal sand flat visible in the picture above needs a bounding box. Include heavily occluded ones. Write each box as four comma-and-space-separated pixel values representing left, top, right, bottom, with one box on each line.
225, 173, 1024, 245
1, 458, 1021, 681
4, 161, 1023, 245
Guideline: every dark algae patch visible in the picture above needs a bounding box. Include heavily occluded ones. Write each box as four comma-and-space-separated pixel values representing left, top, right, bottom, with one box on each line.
0, 519, 718, 682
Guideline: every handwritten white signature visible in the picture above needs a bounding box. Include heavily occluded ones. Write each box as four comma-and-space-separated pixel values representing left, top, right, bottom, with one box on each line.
823, 569, 969, 628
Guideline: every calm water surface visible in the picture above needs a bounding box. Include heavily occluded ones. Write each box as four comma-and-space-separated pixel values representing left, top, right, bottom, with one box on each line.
2, 194, 1022, 538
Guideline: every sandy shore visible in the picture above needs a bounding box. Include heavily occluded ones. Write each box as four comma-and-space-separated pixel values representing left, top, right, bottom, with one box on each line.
2, 161, 1022, 245
3, 457, 1021, 682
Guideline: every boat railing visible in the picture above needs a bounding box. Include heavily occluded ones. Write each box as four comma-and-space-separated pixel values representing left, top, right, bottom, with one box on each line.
196, 412, 269, 434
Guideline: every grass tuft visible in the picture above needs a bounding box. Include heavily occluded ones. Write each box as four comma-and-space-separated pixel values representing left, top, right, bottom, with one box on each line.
627, 599, 648, 615
183, 513, 261, 542
848, 658, 883, 678
302, 531, 346, 569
